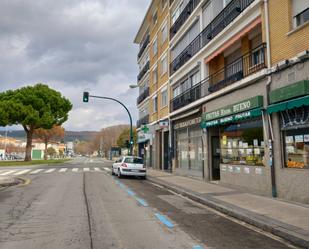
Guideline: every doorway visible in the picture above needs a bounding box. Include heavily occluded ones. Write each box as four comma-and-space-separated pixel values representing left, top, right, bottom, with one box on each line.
163, 131, 169, 170
211, 136, 221, 180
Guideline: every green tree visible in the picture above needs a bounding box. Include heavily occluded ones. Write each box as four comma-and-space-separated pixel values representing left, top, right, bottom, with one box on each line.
116, 128, 137, 148
0, 84, 72, 161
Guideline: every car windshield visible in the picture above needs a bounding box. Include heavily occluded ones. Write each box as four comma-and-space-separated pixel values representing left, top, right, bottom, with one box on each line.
124, 157, 143, 164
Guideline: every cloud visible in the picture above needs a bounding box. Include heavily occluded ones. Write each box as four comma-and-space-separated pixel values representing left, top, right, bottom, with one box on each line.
0, 0, 149, 131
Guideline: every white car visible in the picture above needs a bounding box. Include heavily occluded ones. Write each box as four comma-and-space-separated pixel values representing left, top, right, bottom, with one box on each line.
112, 156, 146, 179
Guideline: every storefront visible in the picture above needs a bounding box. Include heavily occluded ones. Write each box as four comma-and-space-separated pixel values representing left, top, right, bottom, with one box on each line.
173, 111, 204, 178
268, 80, 309, 170
267, 80, 309, 203
201, 96, 270, 193
137, 126, 152, 168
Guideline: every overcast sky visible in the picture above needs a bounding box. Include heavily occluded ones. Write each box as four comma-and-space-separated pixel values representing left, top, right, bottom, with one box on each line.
0, 0, 149, 131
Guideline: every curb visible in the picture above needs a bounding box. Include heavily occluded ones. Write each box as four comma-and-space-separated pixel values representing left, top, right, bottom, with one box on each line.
0, 178, 21, 188
147, 176, 309, 249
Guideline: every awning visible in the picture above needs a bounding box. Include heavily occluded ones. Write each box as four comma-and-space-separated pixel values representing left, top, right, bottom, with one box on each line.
201, 108, 262, 128
267, 95, 309, 114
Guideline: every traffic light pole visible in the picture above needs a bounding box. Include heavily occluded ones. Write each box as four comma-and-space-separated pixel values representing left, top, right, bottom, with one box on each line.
85, 94, 133, 156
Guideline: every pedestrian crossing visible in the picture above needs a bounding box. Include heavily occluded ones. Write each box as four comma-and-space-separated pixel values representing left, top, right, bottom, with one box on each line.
0, 167, 109, 176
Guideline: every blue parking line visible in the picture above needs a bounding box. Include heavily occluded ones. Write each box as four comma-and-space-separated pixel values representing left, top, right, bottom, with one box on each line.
154, 213, 174, 228
126, 189, 136, 196
193, 246, 204, 249
135, 197, 148, 207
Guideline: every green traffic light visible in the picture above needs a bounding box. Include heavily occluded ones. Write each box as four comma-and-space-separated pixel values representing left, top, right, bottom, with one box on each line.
83, 92, 89, 102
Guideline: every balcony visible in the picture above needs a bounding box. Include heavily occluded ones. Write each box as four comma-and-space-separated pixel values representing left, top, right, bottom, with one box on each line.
137, 115, 149, 128
170, 0, 200, 39
170, 44, 266, 112
137, 87, 150, 105
137, 61, 150, 81
138, 34, 150, 59
170, 0, 255, 75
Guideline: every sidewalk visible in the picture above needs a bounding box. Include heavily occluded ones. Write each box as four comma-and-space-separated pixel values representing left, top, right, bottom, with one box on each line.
147, 169, 309, 248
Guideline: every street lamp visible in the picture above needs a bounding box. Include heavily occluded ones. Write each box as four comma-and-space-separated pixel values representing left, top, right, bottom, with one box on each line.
129, 84, 138, 89
82, 92, 134, 156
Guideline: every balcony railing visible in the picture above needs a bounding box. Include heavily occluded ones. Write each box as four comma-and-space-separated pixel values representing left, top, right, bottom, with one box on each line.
137, 115, 149, 128
170, 0, 255, 75
170, 44, 266, 112
137, 61, 150, 81
170, 0, 200, 39
138, 34, 150, 59
137, 87, 150, 105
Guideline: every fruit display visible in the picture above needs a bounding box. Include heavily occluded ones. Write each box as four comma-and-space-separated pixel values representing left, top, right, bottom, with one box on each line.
287, 160, 305, 168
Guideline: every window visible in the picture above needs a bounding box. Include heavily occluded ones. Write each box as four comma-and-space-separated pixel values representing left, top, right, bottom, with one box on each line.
220, 118, 265, 166
295, 8, 309, 26
153, 38, 158, 55
161, 89, 168, 107
153, 96, 158, 113
161, 0, 167, 10
124, 157, 143, 164
171, 20, 199, 60
153, 67, 158, 83
161, 23, 168, 43
172, 2, 183, 25
281, 106, 309, 169
173, 86, 180, 98
153, 11, 158, 25
161, 55, 168, 76
292, 0, 309, 27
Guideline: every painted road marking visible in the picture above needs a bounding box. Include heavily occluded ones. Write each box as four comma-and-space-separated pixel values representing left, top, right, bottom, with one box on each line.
104, 167, 111, 172
135, 197, 148, 207
193, 246, 204, 249
94, 167, 102, 171
154, 213, 174, 228
44, 168, 56, 173
59, 168, 67, 173
14, 169, 31, 176
30, 169, 44, 174
0, 170, 16, 176
72, 168, 79, 172
83, 168, 90, 172
126, 189, 136, 196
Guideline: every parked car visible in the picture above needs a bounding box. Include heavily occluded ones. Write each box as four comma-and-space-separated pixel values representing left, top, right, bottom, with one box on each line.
112, 156, 146, 179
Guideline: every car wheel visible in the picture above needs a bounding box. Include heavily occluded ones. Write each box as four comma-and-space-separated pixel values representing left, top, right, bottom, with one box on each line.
117, 169, 122, 178
141, 175, 147, 180
111, 167, 115, 175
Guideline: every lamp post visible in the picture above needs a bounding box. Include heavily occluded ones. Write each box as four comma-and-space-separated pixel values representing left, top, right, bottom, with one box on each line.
83, 92, 134, 156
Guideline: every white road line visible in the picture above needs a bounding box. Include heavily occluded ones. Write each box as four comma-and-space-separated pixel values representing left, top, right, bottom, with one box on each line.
94, 167, 102, 171
104, 167, 111, 172
72, 168, 79, 172
0, 170, 16, 176
44, 168, 56, 173
83, 168, 90, 172
30, 169, 44, 174
59, 168, 67, 173
13, 169, 31, 176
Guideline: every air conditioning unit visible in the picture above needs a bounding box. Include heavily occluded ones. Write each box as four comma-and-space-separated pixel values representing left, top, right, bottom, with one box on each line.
297, 50, 309, 60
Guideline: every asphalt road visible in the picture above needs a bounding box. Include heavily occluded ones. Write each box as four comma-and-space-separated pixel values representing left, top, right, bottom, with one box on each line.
0, 158, 298, 249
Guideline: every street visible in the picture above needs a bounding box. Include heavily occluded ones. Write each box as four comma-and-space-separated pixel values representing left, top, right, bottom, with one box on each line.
0, 158, 298, 249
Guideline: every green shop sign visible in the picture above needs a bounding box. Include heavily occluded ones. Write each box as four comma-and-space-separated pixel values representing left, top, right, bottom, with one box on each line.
202, 96, 263, 122
201, 108, 262, 128
269, 80, 309, 104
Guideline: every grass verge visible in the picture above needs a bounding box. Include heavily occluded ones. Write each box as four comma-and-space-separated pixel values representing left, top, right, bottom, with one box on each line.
0, 159, 72, 167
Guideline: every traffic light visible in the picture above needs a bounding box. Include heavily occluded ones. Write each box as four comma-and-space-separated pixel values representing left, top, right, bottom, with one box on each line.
83, 92, 89, 102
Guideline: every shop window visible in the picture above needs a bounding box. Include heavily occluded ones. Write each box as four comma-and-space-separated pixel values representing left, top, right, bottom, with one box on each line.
281, 106, 309, 169
220, 118, 265, 166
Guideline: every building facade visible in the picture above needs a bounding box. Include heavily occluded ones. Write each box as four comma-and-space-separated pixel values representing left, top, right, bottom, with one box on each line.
134, 0, 309, 204
134, 0, 170, 170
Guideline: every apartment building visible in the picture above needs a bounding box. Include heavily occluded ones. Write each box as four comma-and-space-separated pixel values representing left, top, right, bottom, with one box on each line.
135, 0, 309, 203
134, 0, 170, 170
